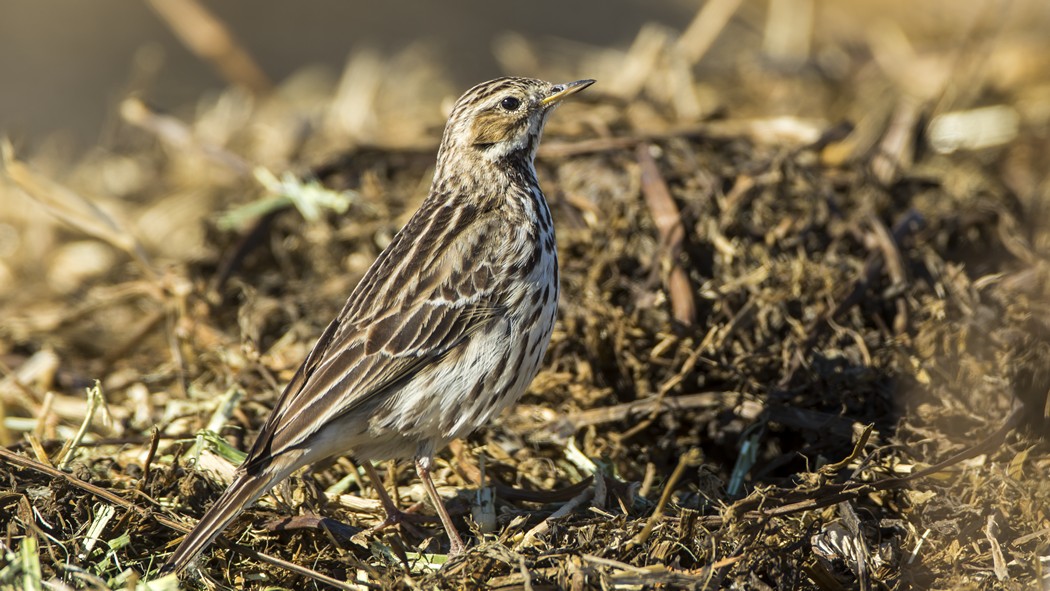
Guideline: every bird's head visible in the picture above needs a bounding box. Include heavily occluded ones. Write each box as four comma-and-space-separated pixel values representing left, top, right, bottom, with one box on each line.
436, 77, 595, 168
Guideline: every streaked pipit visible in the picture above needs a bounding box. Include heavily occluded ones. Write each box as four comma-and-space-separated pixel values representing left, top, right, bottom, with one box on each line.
163, 76, 594, 573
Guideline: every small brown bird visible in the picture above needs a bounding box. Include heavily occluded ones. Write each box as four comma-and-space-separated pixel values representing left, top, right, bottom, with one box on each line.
162, 76, 594, 573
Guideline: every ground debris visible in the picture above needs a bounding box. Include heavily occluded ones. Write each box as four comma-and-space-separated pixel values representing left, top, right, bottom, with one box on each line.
3, 5, 1050, 590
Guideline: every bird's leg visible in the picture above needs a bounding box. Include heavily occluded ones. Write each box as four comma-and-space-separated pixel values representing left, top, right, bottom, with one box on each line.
415, 455, 466, 557
362, 462, 402, 519
361, 462, 428, 537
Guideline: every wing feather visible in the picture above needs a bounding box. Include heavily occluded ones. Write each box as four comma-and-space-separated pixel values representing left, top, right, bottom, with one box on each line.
242, 194, 500, 473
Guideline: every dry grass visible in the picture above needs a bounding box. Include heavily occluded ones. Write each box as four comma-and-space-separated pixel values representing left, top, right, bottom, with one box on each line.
2, 2, 1050, 589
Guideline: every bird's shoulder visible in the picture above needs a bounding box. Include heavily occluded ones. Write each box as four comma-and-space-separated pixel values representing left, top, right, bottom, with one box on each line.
343, 186, 508, 316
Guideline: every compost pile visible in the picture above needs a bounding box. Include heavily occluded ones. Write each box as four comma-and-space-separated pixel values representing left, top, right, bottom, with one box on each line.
2, 5, 1049, 590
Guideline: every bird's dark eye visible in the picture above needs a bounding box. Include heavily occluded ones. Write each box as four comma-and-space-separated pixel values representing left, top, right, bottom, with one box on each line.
500, 96, 521, 111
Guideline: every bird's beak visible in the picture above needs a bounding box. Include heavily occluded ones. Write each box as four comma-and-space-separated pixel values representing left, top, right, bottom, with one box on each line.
541, 79, 596, 107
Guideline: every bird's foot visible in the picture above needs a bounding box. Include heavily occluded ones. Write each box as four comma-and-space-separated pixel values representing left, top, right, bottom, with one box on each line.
370, 501, 433, 539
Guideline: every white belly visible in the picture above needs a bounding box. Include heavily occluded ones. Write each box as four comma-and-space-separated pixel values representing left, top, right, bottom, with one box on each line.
360, 247, 558, 459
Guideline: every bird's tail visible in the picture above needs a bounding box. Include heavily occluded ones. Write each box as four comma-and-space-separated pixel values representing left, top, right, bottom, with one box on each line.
161, 469, 283, 574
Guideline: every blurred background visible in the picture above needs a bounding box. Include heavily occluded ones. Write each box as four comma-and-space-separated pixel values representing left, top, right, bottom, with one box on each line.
1, 0, 693, 148
5, 0, 1048, 150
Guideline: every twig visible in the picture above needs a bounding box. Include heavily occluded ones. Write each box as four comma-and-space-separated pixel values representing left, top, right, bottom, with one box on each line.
580, 553, 652, 574
517, 485, 595, 550
985, 514, 1009, 581
608, 25, 673, 99
139, 427, 161, 493
146, 0, 271, 94
677, 0, 745, 64
820, 424, 873, 473
637, 143, 696, 326
56, 381, 105, 471
1013, 526, 1050, 546
627, 448, 702, 551
120, 98, 252, 176
2, 141, 157, 280
762, 0, 814, 65
867, 214, 911, 334
549, 392, 732, 436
